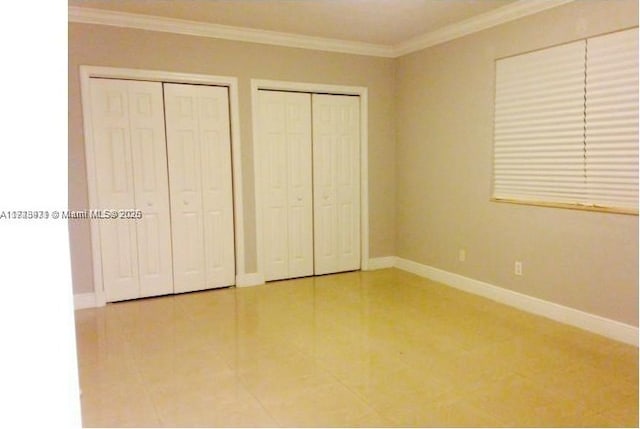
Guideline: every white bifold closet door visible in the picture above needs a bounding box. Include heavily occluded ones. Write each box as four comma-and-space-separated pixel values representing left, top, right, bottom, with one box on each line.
89, 78, 173, 302
257, 90, 360, 281
312, 94, 361, 275
257, 90, 314, 281
163, 83, 236, 293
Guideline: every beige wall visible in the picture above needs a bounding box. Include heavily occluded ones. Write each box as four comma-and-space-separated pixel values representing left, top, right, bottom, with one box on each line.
395, 0, 639, 326
69, 24, 396, 294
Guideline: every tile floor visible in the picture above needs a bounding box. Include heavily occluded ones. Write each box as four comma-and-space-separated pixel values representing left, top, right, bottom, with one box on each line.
74, 268, 639, 427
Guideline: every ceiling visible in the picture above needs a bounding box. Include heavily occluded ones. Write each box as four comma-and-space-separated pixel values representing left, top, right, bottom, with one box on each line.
68, 0, 518, 46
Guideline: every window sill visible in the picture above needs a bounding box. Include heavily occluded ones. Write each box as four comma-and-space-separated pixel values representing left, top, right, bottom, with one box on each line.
490, 197, 639, 216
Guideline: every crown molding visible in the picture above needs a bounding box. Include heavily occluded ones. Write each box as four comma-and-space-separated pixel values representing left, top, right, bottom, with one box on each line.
68, 6, 395, 58
394, 0, 576, 56
69, 0, 575, 58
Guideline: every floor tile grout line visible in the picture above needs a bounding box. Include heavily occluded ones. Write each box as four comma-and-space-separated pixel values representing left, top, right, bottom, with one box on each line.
232, 366, 285, 427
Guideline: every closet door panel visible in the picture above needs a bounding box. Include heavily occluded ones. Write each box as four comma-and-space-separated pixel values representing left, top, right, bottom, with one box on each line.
257, 90, 313, 281
285, 95, 313, 279
164, 83, 235, 293
313, 94, 360, 275
164, 84, 206, 293
198, 87, 236, 288
89, 79, 140, 302
128, 81, 174, 298
258, 91, 290, 281
336, 103, 360, 270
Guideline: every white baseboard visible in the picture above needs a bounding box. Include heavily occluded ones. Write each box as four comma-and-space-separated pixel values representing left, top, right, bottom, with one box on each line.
366, 256, 397, 270
395, 257, 639, 347
74, 292, 97, 310
74, 274, 265, 308
236, 272, 265, 287
74, 260, 638, 346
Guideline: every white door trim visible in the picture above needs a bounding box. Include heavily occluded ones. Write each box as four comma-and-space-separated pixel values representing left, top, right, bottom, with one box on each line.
79, 66, 245, 306
250, 79, 370, 281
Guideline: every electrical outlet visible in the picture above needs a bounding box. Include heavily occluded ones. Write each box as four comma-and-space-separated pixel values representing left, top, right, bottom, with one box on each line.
515, 261, 523, 276
458, 249, 466, 262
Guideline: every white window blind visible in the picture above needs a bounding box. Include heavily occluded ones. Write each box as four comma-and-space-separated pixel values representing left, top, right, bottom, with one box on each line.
493, 28, 638, 213
585, 29, 639, 210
